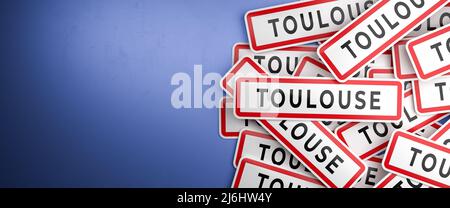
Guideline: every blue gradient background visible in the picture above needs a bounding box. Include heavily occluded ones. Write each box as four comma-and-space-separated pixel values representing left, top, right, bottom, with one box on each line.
2, 0, 448, 188
0, 0, 300, 188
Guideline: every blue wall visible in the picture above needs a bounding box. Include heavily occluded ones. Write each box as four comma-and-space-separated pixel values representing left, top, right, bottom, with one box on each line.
2, 0, 448, 188
0, 0, 298, 187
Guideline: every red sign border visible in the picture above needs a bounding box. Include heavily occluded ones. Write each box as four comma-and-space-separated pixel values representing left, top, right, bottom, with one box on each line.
413, 77, 450, 114
367, 68, 395, 79
232, 43, 318, 65
335, 90, 446, 160
318, 0, 448, 82
221, 57, 268, 96
245, 0, 340, 52
407, 24, 450, 80
233, 130, 275, 167
235, 77, 403, 121
383, 130, 450, 188
232, 158, 323, 188
393, 40, 418, 80
258, 120, 366, 188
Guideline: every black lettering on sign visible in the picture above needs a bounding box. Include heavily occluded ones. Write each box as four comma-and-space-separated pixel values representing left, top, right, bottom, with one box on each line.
340, 0, 425, 58
278, 121, 344, 175
365, 167, 378, 186
259, 144, 303, 170
434, 82, 447, 101
429, 37, 450, 62
408, 147, 450, 178
257, 173, 301, 188
256, 88, 382, 110
414, 11, 450, 32
267, 1, 375, 38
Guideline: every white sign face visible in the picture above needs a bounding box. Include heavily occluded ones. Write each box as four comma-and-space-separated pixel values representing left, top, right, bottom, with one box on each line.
407, 24, 450, 81
367, 67, 412, 90
294, 56, 374, 79
234, 129, 314, 178
296, 52, 391, 78
413, 75, 450, 114
293, 57, 346, 132
258, 120, 366, 188
219, 97, 265, 139
352, 157, 388, 188
335, 91, 446, 160
407, 5, 450, 37
232, 158, 324, 188
245, 0, 375, 52
393, 39, 419, 80
383, 130, 450, 188
293, 56, 333, 78
221, 57, 268, 97
295, 52, 393, 79
375, 121, 445, 188
318, 0, 448, 83
370, 50, 394, 68
355, 50, 393, 78
233, 43, 318, 76
294, 56, 369, 79
367, 68, 395, 79
235, 77, 403, 122
375, 173, 430, 188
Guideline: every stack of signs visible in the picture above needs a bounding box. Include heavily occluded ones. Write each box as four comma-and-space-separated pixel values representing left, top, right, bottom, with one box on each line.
219, 0, 450, 188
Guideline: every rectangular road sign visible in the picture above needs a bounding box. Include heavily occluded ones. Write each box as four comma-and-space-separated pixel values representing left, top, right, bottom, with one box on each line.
413, 75, 450, 114
219, 97, 265, 138
258, 119, 366, 188
335, 90, 446, 159
221, 57, 268, 96
375, 121, 445, 188
233, 43, 318, 76
293, 56, 346, 132
318, 0, 448, 82
245, 0, 375, 52
235, 77, 403, 122
407, 24, 450, 80
234, 129, 314, 178
393, 39, 419, 80
383, 130, 450, 188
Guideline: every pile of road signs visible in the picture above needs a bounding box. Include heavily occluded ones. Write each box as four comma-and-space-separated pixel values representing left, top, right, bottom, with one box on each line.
219, 0, 450, 188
